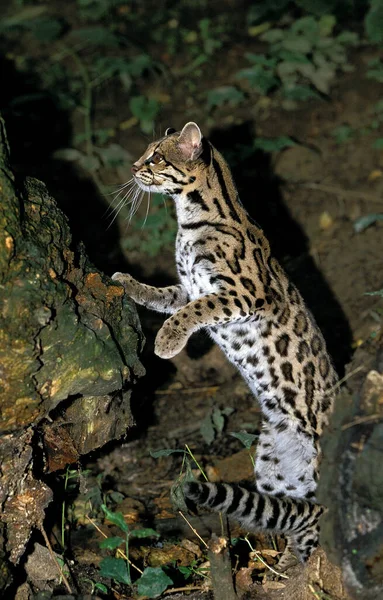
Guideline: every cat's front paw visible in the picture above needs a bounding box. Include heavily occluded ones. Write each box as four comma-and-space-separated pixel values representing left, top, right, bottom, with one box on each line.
154, 319, 189, 359
112, 272, 139, 300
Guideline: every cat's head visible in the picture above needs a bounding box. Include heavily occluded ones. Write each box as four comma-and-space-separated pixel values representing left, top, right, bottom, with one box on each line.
131, 122, 205, 194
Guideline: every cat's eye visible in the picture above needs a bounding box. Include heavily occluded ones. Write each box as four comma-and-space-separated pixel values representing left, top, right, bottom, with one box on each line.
146, 152, 163, 166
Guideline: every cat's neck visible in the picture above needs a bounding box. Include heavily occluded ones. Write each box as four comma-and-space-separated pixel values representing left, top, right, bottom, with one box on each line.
171, 147, 246, 226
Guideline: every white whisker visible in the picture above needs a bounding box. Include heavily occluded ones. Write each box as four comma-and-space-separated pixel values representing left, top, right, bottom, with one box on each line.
104, 179, 137, 219
106, 181, 140, 228
162, 194, 168, 214
142, 188, 151, 228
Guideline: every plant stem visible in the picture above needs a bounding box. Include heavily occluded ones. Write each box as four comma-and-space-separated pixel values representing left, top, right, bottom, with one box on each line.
185, 444, 208, 481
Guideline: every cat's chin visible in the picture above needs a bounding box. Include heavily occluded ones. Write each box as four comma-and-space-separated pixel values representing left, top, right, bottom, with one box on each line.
135, 181, 162, 193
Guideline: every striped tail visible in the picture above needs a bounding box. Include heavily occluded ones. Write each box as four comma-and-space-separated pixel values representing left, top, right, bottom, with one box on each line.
184, 481, 325, 565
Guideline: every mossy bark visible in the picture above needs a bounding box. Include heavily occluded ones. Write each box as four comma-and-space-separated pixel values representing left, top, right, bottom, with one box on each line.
0, 117, 144, 573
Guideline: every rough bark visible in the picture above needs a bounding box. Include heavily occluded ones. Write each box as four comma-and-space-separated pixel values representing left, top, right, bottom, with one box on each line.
318, 336, 383, 599
0, 116, 144, 575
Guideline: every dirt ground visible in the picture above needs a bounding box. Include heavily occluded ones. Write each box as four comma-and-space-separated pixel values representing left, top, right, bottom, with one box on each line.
2, 15, 383, 598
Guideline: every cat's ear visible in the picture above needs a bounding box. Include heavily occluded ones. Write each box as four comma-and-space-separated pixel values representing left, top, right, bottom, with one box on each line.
178, 122, 203, 160
165, 127, 176, 136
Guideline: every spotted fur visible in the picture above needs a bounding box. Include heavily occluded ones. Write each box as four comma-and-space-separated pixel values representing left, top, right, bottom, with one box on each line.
112, 122, 338, 569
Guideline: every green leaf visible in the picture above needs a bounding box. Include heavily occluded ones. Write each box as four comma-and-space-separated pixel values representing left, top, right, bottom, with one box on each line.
150, 448, 186, 458
354, 214, 383, 233
373, 138, 383, 149
0, 6, 47, 30
282, 36, 312, 55
71, 26, 120, 47
291, 15, 318, 34
128, 54, 153, 77
365, 0, 383, 43
374, 100, 383, 113
129, 96, 161, 133
230, 431, 258, 449
178, 565, 192, 579
199, 413, 216, 444
94, 582, 109, 593
101, 505, 129, 533
365, 289, 383, 297
99, 557, 131, 584
331, 125, 355, 144
30, 17, 64, 42
137, 567, 173, 598
253, 136, 295, 152
244, 53, 278, 68
294, 0, 339, 16
95, 144, 131, 168
206, 86, 245, 110
318, 14, 336, 36
276, 50, 311, 64
221, 406, 235, 416
236, 67, 278, 94
78, 0, 112, 20
99, 536, 124, 550
336, 31, 359, 46
212, 407, 225, 434
130, 528, 160, 539
170, 467, 195, 513
260, 28, 285, 43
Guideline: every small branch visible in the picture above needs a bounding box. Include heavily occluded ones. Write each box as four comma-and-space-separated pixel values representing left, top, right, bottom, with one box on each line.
178, 511, 209, 549
40, 525, 72, 594
251, 550, 288, 579
208, 535, 237, 600
324, 365, 365, 396
164, 585, 206, 594
185, 444, 208, 481
341, 413, 382, 430
298, 182, 383, 204
155, 385, 219, 395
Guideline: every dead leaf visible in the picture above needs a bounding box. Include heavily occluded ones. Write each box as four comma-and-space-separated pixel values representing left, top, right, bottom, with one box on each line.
235, 566, 254, 592
180, 538, 202, 558
263, 579, 286, 590
145, 542, 196, 567
319, 211, 333, 230
260, 548, 281, 557
368, 169, 382, 181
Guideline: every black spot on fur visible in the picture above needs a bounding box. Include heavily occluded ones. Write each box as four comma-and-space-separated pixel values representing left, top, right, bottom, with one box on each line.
281, 362, 294, 382
275, 333, 290, 357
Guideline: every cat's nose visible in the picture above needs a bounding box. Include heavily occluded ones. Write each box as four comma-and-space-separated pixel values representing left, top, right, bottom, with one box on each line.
131, 163, 139, 173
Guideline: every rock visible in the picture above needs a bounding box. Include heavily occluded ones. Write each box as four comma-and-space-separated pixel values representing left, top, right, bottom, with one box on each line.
274, 146, 323, 182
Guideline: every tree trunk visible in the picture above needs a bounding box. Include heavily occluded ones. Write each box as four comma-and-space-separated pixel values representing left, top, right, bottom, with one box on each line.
0, 116, 144, 577
318, 336, 383, 599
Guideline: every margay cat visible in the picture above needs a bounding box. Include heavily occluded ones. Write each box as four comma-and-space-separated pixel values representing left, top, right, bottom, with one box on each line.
112, 122, 338, 570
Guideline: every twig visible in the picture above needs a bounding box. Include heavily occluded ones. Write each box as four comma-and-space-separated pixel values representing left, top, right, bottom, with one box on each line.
341, 413, 382, 430
244, 536, 289, 580
155, 386, 219, 395
299, 182, 383, 204
308, 583, 334, 599
164, 585, 206, 594
178, 511, 209, 549
86, 515, 143, 574
185, 444, 208, 481
251, 550, 289, 579
324, 365, 365, 396
40, 525, 72, 594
